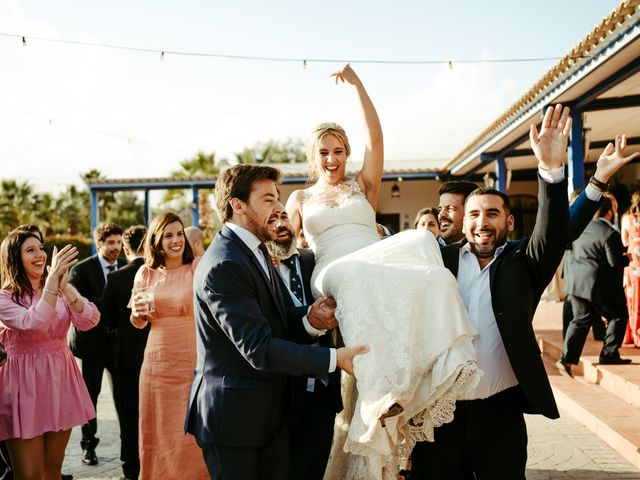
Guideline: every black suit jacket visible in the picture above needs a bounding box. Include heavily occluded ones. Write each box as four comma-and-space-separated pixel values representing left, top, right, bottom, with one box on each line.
564, 219, 628, 315
276, 249, 343, 421
440, 177, 569, 419
101, 257, 150, 371
68, 254, 126, 360
186, 225, 332, 448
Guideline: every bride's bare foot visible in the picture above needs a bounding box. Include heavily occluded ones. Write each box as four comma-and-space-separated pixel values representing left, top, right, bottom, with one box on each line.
379, 402, 404, 428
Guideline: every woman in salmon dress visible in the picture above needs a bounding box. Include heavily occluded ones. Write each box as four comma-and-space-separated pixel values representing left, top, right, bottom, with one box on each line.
0, 227, 99, 479
622, 190, 640, 346
130, 212, 208, 480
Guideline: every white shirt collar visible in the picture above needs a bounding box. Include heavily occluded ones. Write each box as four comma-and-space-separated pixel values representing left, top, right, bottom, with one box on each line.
226, 222, 263, 253
97, 254, 117, 270
460, 241, 507, 260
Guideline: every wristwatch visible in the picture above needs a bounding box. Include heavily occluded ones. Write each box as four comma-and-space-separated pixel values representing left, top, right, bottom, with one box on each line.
589, 176, 608, 192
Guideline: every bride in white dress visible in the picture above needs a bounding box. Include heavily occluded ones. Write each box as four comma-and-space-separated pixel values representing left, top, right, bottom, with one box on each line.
286, 65, 481, 480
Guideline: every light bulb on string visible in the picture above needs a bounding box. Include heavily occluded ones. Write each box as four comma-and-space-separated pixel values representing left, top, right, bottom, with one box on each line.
448, 61, 453, 70
303, 59, 307, 70
160, 51, 165, 60
21, 36, 26, 46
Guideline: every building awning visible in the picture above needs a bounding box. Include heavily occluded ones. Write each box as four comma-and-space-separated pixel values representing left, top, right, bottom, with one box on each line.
445, 0, 640, 177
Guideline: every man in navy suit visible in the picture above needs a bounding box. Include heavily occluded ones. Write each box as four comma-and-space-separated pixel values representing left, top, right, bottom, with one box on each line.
101, 225, 149, 480
186, 164, 366, 480
69, 223, 126, 466
267, 210, 342, 480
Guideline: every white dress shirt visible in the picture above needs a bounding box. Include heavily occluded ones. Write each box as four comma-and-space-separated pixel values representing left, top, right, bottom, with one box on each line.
457, 242, 518, 400
226, 223, 336, 373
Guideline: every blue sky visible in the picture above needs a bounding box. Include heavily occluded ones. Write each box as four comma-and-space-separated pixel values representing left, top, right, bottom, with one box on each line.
0, 0, 621, 191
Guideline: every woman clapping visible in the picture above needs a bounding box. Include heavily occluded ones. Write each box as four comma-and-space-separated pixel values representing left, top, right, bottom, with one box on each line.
0, 228, 99, 479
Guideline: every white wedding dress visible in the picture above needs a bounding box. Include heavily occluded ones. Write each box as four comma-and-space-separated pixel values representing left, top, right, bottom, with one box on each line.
302, 180, 481, 480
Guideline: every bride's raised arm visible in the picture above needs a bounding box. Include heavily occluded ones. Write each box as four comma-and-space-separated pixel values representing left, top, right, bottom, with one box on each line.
332, 64, 384, 209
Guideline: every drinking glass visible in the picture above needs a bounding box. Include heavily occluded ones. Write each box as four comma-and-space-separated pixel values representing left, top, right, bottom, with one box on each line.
132, 285, 155, 315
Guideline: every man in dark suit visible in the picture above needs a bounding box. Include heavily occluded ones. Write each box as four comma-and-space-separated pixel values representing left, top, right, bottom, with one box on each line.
411, 109, 637, 479
411, 105, 573, 478
69, 223, 126, 466
559, 194, 631, 374
185, 164, 366, 480
101, 225, 149, 480
266, 210, 342, 480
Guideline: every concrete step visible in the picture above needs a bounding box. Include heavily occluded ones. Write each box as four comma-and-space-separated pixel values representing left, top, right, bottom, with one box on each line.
543, 356, 640, 470
537, 328, 640, 408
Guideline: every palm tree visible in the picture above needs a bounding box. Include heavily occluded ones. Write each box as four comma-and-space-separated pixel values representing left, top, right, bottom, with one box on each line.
0, 180, 37, 236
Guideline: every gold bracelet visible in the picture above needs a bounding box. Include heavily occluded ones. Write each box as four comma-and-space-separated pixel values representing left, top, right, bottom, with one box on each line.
43, 288, 58, 296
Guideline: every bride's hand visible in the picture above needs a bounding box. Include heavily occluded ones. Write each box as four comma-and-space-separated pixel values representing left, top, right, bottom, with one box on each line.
307, 296, 338, 330
331, 64, 360, 86
336, 345, 369, 376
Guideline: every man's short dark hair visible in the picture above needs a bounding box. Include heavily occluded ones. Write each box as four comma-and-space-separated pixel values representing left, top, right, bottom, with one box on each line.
93, 223, 124, 244
465, 187, 511, 214
215, 165, 281, 223
123, 225, 146, 253
596, 196, 613, 219
438, 181, 479, 201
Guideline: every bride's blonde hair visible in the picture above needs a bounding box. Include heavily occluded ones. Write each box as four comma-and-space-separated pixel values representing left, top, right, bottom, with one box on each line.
306, 122, 351, 181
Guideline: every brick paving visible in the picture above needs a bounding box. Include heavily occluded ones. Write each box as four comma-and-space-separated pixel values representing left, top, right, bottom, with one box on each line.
59, 375, 640, 479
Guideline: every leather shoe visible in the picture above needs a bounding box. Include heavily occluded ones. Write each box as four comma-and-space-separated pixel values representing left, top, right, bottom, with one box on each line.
599, 357, 633, 365
62, 475, 74, 480
556, 360, 573, 377
81, 447, 98, 466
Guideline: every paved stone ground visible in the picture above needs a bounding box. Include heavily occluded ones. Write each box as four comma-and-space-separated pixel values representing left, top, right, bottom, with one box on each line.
59, 376, 640, 480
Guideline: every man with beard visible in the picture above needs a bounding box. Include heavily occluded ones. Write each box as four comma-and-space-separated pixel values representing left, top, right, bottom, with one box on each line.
69, 223, 126, 466
101, 225, 149, 480
437, 181, 479, 245
267, 210, 342, 480
186, 164, 366, 480
411, 107, 639, 479
411, 105, 579, 478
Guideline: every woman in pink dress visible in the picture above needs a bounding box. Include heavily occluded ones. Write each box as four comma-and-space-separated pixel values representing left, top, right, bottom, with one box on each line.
622, 190, 640, 346
130, 212, 208, 480
0, 227, 99, 479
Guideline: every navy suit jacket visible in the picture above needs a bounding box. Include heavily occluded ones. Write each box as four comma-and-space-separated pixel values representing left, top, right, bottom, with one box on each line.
68, 254, 126, 360
185, 225, 331, 448
101, 257, 150, 371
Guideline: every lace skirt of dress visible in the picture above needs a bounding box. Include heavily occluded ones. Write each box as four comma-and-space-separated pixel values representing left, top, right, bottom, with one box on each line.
314, 230, 482, 480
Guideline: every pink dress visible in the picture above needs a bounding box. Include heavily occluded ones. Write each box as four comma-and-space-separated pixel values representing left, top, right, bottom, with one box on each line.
623, 213, 640, 346
132, 261, 208, 480
0, 290, 100, 440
